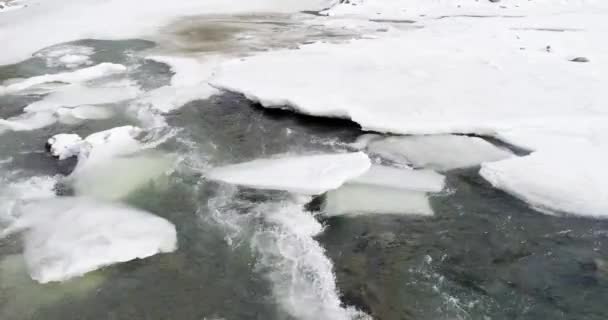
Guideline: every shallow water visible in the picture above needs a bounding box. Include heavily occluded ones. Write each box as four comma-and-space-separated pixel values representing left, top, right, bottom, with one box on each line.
1, 15, 607, 320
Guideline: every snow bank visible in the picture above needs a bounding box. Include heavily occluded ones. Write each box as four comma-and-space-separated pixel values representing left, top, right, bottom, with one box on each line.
324, 184, 433, 216
0, 0, 334, 65
211, 7, 608, 144
351, 165, 445, 192
8, 197, 177, 283
207, 152, 371, 195
480, 146, 608, 218
366, 135, 513, 171
251, 202, 370, 320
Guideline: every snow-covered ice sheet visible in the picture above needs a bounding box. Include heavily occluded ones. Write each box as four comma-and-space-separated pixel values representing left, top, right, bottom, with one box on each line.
207, 152, 371, 195
366, 135, 513, 171
7, 197, 177, 283
351, 165, 445, 192
211, 6, 608, 145
0, 0, 334, 65
480, 146, 608, 218
324, 184, 433, 216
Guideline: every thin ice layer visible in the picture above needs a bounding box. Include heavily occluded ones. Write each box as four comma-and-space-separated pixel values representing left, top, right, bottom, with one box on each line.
351, 165, 445, 192
480, 146, 608, 218
207, 152, 372, 195
9, 197, 177, 283
367, 135, 513, 171
324, 184, 433, 216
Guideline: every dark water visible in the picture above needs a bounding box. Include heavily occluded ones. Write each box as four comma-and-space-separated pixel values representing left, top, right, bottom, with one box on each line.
1, 29, 608, 320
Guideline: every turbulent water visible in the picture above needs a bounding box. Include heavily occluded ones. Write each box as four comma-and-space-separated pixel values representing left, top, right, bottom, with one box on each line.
1, 15, 608, 320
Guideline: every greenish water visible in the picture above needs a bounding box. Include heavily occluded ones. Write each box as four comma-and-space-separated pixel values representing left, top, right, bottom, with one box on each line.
0, 24, 607, 320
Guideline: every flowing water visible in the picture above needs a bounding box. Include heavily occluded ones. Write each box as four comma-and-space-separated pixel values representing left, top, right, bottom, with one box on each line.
1, 14, 607, 320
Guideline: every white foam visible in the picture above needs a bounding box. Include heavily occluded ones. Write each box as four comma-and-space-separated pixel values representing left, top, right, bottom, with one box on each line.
34, 44, 94, 68
324, 184, 433, 216
367, 135, 513, 171
251, 202, 370, 320
8, 197, 177, 283
207, 152, 371, 195
351, 165, 445, 192
0, 63, 127, 94
480, 146, 608, 218
133, 56, 221, 113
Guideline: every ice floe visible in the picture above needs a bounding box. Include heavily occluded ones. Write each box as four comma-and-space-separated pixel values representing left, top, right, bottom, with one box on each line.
0, 63, 127, 95
251, 202, 370, 320
211, 4, 608, 145
207, 152, 371, 195
324, 185, 433, 216
351, 165, 445, 192
6, 197, 177, 283
366, 135, 513, 171
480, 146, 608, 218
0, 176, 57, 232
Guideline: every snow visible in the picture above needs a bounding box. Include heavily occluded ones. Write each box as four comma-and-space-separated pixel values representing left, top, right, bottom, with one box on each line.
47, 134, 83, 160
7, 197, 177, 283
351, 165, 445, 192
480, 146, 608, 218
207, 152, 371, 195
211, 5, 608, 144
0, 0, 334, 66
324, 184, 433, 216
366, 135, 513, 171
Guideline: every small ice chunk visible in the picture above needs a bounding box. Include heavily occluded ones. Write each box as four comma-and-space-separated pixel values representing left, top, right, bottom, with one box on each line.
47, 133, 83, 160
24, 80, 140, 113
351, 165, 445, 192
368, 135, 513, 171
207, 152, 372, 195
323, 184, 433, 216
0, 63, 127, 95
0, 111, 57, 132
480, 146, 608, 218
71, 153, 173, 200
9, 197, 177, 283
79, 125, 143, 162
